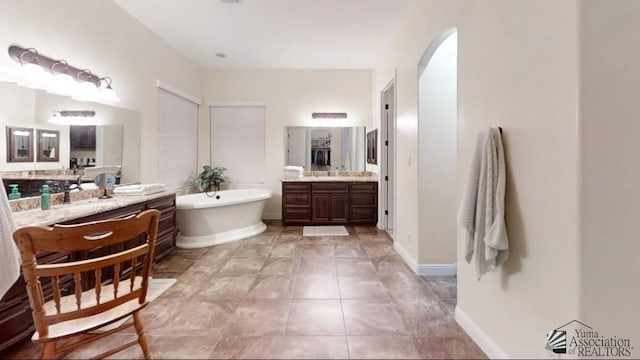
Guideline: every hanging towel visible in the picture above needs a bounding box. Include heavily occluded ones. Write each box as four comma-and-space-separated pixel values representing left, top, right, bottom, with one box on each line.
458, 127, 509, 279
0, 176, 21, 298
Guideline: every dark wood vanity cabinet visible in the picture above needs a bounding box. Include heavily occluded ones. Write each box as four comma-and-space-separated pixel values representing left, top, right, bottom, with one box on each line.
311, 183, 349, 223
282, 182, 312, 224
0, 193, 177, 353
282, 181, 377, 226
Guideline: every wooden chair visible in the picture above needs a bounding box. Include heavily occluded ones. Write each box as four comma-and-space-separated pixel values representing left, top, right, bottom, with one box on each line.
13, 209, 160, 359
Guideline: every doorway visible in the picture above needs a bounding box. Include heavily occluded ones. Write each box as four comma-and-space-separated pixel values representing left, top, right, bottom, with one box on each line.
380, 80, 396, 236
417, 28, 458, 274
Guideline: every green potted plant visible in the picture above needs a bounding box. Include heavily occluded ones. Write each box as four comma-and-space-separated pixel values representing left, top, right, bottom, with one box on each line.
195, 165, 227, 192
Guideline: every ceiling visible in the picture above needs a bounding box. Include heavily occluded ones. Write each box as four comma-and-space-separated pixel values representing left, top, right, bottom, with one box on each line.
113, 0, 409, 69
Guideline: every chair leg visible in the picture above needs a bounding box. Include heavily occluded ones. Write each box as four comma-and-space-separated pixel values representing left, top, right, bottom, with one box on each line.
133, 311, 152, 359
42, 341, 57, 360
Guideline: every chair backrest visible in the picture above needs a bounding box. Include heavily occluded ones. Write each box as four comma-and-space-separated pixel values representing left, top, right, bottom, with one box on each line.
13, 209, 160, 337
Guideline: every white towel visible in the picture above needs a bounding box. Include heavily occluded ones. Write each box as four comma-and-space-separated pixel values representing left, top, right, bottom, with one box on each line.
458, 128, 509, 279
113, 183, 166, 195
0, 176, 21, 298
283, 165, 304, 172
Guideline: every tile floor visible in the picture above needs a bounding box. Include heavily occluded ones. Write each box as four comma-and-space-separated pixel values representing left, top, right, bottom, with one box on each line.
4, 222, 485, 359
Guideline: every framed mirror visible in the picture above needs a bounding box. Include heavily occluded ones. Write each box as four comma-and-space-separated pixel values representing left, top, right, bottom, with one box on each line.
366, 129, 377, 165
287, 126, 366, 171
6, 126, 33, 163
36, 129, 60, 162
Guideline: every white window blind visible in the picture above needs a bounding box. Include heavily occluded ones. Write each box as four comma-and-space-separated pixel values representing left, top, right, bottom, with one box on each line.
210, 105, 265, 184
157, 88, 199, 191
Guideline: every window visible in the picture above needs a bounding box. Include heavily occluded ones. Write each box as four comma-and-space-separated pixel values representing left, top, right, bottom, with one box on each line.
157, 87, 199, 191
210, 105, 265, 184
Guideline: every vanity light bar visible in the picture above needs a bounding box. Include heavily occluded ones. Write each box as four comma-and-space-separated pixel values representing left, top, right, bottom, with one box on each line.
8, 46, 101, 87
55, 110, 96, 117
8, 45, 120, 102
49, 110, 97, 125
312, 112, 348, 119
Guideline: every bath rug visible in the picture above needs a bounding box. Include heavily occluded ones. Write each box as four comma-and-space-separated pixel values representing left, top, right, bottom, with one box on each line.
90, 277, 177, 333
303, 225, 349, 237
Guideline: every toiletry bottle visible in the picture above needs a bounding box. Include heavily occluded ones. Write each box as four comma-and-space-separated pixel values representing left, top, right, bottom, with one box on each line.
8, 184, 21, 200
41, 184, 50, 210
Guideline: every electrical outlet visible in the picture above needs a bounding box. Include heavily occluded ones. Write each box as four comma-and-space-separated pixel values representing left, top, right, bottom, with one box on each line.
408, 232, 412, 243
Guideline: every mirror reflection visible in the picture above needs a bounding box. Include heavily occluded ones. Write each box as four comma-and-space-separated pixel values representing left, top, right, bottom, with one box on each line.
6, 126, 33, 162
0, 81, 140, 199
37, 129, 59, 162
287, 126, 366, 171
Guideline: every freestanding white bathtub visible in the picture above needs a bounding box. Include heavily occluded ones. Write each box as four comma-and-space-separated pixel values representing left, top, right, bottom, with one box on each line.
175, 189, 271, 249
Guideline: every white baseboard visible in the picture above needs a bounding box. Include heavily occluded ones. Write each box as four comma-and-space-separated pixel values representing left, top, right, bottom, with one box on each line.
417, 263, 457, 276
455, 306, 509, 359
393, 241, 457, 276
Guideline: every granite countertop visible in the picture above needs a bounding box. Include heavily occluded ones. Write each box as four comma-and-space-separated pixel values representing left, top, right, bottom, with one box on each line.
3, 174, 102, 182
12, 191, 174, 227
281, 175, 378, 182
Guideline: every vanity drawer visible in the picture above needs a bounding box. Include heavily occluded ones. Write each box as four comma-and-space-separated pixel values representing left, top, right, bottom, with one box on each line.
312, 182, 348, 193
350, 182, 377, 193
284, 193, 310, 206
283, 208, 311, 222
283, 182, 311, 193
350, 193, 377, 206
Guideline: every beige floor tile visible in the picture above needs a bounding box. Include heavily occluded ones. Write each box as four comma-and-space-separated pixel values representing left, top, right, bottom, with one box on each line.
346, 335, 421, 359
338, 274, 389, 300
293, 274, 340, 299
210, 335, 285, 359
245, 275, 296, 299
342, 300, 407, 336
286, 300, 345, 335
225, 299, 291, 336
280, 336, 349, 359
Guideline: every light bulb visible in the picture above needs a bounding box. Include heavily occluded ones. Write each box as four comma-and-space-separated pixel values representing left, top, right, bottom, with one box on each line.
72, 81, 100, 102
101, 84, 120, 102
47, 72, 76, 95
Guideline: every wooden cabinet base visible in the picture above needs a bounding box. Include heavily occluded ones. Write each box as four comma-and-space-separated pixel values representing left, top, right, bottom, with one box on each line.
282, 181, 377, 226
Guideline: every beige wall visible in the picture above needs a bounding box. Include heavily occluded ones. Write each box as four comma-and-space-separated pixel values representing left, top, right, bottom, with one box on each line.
0, 0, 203, 182
373, 0, 581, 357
202, 69, 373, 218
579, 0, 640, 352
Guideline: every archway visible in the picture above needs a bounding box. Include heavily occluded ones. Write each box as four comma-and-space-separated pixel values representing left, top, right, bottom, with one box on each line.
417, 28, 458, 275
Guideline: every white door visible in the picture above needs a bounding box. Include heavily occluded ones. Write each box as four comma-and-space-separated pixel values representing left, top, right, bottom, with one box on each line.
381, 81, 395, 231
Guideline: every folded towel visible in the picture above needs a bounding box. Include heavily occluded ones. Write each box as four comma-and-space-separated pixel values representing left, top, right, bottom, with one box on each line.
114, 183, 165, 193
0, 176, 20, 298
114, 183, 166, 196
113, 188, 166, 196
283, 165, 304, 172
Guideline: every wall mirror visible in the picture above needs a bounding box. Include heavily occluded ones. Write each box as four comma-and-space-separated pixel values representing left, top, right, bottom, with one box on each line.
36, 129, 60, 162
6, 126, 33, 163
0, 80, 140, 198
287, 126, 366, 171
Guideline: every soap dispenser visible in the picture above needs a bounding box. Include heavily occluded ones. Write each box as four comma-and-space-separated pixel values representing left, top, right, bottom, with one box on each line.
8, 184, 20, 200
41, 184, 50, 210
